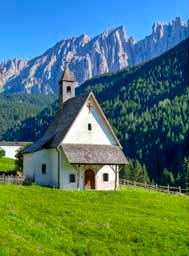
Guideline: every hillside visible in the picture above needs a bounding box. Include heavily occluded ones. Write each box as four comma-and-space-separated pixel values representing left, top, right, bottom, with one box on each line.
1, 17, 188, 94
3, 38, 189, 184
0, 94, 55, 139
0, 185, 188, 256
78, 37, 189, 183
0, 158, 16, 172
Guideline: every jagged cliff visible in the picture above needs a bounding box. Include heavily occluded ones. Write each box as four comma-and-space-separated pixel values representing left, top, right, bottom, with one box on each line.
0, 59, 27, 91
1, 17, 188, 94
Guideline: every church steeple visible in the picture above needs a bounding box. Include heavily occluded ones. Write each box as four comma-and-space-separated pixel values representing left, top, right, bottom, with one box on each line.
59, 63, 76, 109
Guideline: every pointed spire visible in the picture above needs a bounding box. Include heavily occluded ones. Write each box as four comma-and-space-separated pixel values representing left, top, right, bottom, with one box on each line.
59, 62, 75, 83
58, 62, 76, 109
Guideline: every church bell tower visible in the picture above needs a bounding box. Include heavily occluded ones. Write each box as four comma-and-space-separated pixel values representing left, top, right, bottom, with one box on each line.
59, 63, 76, 109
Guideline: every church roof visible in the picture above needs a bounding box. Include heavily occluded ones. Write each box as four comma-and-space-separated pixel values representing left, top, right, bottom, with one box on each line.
59, 64, 75, 82
23, 92, 125, 164
23, 93, 89, 154
62, 144, 128, 165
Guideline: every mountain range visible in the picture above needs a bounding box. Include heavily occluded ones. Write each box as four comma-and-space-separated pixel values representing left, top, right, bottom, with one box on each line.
0, 17, 188, 94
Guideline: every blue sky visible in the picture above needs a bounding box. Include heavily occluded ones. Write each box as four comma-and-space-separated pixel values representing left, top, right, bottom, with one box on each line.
0, 0, 188, 60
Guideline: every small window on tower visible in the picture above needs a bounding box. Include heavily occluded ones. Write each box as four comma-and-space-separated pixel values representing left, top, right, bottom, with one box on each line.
67, 86, 71, 93
88, 123, 92, 131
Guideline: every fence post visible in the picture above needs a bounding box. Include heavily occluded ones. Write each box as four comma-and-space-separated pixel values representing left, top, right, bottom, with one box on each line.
167, 184, 170, 193
179, 186, 181, 193
156, 184, 158, 191
145, 182, 147, 188
134, 181, 136, 186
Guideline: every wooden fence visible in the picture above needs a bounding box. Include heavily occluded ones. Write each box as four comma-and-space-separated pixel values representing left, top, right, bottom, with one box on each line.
120, 178, 188, 195
0, 175, 24, 185
0, 175, 187, 194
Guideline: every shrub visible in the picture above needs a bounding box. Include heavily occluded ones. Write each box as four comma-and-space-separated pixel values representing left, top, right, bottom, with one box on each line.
0, 147, 5, 158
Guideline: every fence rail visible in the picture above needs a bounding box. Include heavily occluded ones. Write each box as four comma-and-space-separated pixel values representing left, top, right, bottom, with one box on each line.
0, 175, 24, 185
120, 178, 188, 195
0, 175, 187, 194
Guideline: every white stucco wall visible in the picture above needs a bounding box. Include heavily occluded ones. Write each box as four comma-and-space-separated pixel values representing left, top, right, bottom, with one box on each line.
23, 153, 34, 178
24, 149, 58, 187
59, 151, 78, 189
62, 97, 117, 145
1, 146, 21, 159
95, 165, 116, 190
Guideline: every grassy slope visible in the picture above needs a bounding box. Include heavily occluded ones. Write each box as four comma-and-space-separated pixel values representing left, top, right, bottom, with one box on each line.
0, 157, 16, 171
0, 186, 188, 256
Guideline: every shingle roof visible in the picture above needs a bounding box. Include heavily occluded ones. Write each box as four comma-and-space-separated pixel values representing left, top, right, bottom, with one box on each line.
22, 93, 90, 154
22, 92, 127, 166
62, 144, 128, 165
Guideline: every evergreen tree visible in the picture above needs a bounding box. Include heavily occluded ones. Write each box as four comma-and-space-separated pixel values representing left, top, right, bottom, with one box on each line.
0, 147, 5, 158
120, 159, 150, 183
161, 169, 175, 185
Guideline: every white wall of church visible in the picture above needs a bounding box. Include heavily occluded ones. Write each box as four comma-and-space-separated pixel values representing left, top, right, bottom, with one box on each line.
24, 149, 58, 187
59, 151, 78, 189
23, 153, 33, 178
95, 165, 116, 190
62, 97, 117, 146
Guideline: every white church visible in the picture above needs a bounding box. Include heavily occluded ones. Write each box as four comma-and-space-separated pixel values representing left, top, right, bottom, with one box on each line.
23, 64, 127, 190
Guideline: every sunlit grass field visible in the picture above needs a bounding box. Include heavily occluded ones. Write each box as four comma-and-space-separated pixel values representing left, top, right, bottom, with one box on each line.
0, 185, 188, 256
0, 157, 16, 172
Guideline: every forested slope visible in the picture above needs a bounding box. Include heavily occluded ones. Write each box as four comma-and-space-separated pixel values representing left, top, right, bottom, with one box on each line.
78, 38, 189, 183
0, 94, 55, 139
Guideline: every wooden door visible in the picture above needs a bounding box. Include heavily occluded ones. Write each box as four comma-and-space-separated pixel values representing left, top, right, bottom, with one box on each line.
84, 169, 95, 189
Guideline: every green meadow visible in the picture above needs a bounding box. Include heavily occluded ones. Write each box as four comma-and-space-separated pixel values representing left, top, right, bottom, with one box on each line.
0, 157, 16, 172
0, 185, 188, 256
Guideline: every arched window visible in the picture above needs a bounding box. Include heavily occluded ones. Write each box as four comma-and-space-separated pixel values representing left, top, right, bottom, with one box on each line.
67, 86, 71, 93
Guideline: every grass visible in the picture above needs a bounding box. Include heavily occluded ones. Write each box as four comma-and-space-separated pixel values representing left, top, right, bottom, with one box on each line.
0, 185, 188, 256
0, 157, 16, 172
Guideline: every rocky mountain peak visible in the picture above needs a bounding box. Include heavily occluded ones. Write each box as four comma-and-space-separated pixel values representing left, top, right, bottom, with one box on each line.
174, 16, 183, 26
1, 17, 188, 94
128, 36, 136, 45
152, 22, 164, 33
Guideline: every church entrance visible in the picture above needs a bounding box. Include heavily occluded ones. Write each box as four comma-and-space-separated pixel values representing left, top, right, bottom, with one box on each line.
84, 169, 95, 189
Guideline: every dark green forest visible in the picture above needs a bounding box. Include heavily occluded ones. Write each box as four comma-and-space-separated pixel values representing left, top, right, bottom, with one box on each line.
78, 38, 189, 186
0, 94, 55, 139
1, 38, 189, 186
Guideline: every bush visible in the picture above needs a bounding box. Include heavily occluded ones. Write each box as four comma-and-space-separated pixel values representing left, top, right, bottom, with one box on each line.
120, 159, 150, 183
161, 169, 175, 185
23, 176, 33, 186
15, 143, 32, 172
0, 147, 5, 158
